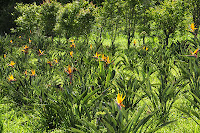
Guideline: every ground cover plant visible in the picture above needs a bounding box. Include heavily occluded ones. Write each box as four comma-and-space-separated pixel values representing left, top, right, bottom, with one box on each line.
1, 0, 200, 132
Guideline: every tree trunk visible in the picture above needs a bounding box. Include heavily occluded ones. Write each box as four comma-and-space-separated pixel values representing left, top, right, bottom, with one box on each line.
166, 36, 169, 46
127, 32, 131, 49
142, 36, 145, 45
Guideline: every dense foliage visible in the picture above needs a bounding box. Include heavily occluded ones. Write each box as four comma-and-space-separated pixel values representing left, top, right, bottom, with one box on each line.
1, 0, 200, 132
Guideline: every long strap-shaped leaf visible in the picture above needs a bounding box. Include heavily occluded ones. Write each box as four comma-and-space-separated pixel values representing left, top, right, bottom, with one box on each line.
81, 88, 100, 104
133, 111, 156, 132
78, 118, 100, 133
101, 118, 115, 133
147, 120, 176, 133
124, 104, 146, 133
68, 127, 85, 133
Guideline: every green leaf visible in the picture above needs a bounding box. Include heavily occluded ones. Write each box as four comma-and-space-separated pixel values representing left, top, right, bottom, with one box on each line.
133, 111, 156, 132
79, 118, 99, 133
104, 109, 117, 128
101, 118, 115, 133
77, 88, 88, 103
147, 120, 176, 133
81, 88, 100, 105
124, 104, 146, 133
190, 91, 200, 105
68, 127, 85, 133
175, 106, 191, 116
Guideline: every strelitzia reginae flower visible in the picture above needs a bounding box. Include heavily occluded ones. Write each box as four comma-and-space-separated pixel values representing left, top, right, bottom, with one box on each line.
23, 45, 29, 50
8, 61, 15, 68
191, 48, 199, 55
185, 48, 199, 58
47, 61, 53, 67
106, 56, 110, 64
116, 92, 125, 110
69, 39, 75, 48
70, 51, 73, 57
54, 59, 58, 64
133, 40, 136, 46
143, 46, 148, 51
24, 70, 28, 77
31, 69, 36, 77
39, 49, 45, 56
69, 39, 75, 43
8, 75, 16, 82
29, 38, 31, 44
101, 54, 107, 62
93, 52, 101, 59
22, 45, 29, 54
70, 42, 76, 48
64, 65, 72, 75
105, 56, 114, 67
64, 65, 74, 84
191, 23, 197, 32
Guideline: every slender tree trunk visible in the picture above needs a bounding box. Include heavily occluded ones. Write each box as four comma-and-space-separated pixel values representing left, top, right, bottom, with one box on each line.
127, 31, 131, 49
142, 36, 145, 45
166, 34, 169, 46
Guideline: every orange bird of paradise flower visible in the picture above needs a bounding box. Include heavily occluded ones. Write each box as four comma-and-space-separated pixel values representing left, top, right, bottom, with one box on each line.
31, 69, 36, 77
29, 38, 31, 44
93, 52, 101, 59
54, 59, 58, 64
24, 70, 28, 77
133, 40, 136, 46
143, 46, 148, 51
8, 75, 16, 82
185, 48, 199, 58
23, 45, 29, 50
64, 65, 72, 75
38, 49, 45, 56
70, 42, 76, 48
105, 56, 114, 67
64, 65, 73, 84
47, 61, 53, 67
22, 45, 29, 54
116, 92, 126, 110
106, 56, 111, 64
8, 61, 15, 68
70, 51, 73, 57
69, 39, 75, 43
191, 23, 197, 32
69, 39, 75, 48
101, 54, 107, 62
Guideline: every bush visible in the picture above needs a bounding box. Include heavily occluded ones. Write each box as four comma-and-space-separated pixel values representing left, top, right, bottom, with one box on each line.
13, 2, 41, 35
55, 0, 96, 39
40, 1, 61, 37
13, 0, 96, 39
147, 0, 185, 46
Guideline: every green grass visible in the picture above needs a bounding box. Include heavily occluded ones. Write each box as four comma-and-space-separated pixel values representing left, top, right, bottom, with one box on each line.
1, 103, 35, 132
